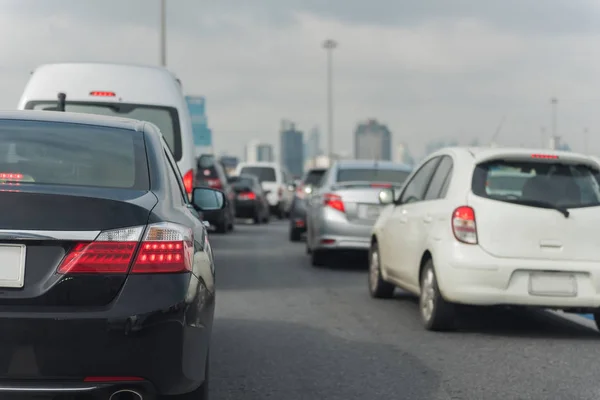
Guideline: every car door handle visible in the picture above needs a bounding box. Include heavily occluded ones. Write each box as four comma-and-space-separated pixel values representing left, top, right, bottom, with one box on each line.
423, 215, 432, 223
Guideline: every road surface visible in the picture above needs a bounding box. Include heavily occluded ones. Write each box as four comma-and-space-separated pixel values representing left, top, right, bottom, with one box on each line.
209, 220, 600, 400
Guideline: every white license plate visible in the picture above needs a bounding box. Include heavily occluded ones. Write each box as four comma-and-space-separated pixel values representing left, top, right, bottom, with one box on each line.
358, 205, 380, 219
0, 244, 26, 288
528, 272, 576, 297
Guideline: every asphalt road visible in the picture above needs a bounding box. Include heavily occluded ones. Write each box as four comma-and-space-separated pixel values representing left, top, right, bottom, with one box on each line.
208, 219, 600, 400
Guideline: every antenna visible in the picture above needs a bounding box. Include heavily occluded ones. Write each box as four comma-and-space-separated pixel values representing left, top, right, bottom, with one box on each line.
489, 115, 507, 146
57, 92, 66, 112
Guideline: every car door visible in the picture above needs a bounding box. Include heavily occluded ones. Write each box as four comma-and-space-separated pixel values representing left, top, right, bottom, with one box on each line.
307, 167, 332, 247
403, 156, 454, 287
381, 157, 441, 286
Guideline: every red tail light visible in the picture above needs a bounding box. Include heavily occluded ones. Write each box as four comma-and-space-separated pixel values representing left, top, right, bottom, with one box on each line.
452, 206, 477, 244
238, 191, 256, 200
531, 154, 559, 159
183, 169, 194, 195
89, 91, 116, 97
278, 187, 283, 198
57, 223, 194, 274
206, 178, 222, 189
323, 193, 345, 213
371, 183, 392, 188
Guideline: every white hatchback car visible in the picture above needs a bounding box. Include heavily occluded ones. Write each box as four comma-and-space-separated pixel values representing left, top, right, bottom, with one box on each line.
369, 147, 600, 331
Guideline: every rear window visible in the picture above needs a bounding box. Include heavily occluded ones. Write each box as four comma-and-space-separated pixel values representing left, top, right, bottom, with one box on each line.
472, 160, 600, 209
26, 102, 182, 161
240, 167, 276, 183
0, 120, 148, 190
197, 155, 218, 179
232, 177, 254, 189
304, 170, 326, 186
337, 168, 410, 184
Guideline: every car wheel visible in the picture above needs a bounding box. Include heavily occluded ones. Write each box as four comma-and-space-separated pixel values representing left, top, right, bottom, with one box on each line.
368, 241, 395, 299
215, 221, 227, 234
289, 226, 301, 242
262, 214, 270, 224
253, 213, 261, 224
419, 259, 456, 331
311, 249, 327, 267
161, 352, 209, 399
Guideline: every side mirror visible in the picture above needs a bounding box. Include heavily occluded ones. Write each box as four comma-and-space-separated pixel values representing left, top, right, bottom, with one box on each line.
378, 188, 395, 205
191, 187, 227, 211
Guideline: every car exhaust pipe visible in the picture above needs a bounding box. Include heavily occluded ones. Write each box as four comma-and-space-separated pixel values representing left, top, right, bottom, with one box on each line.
109, 389, 144, 400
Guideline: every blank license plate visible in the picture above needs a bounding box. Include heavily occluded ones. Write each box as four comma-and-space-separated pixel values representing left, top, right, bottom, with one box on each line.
0, 244, 26, 288
359, 205, 380, 219
528, 273, 576, 297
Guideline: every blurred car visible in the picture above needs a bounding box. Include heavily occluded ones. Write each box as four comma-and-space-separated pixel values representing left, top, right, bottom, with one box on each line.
306, 160, 412, 266
0, 110, 222, 399
289, 168, 327, 241
17, 62, 198, 197
229, 174, 270, 223
234, 162, 293, 218
370, 147, 600, 332
196, 153, 236, 233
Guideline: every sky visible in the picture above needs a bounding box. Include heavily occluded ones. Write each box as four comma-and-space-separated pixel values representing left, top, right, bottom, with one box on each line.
2, 0, 600, 159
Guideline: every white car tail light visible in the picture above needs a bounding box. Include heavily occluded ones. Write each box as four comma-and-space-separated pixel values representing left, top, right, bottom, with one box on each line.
57, 223, 194, 274
452, 206, 477, 244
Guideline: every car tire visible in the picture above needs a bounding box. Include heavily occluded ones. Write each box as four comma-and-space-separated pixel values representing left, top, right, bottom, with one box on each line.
289, 226, 301, 242
262, 214, 270, 224
162, 352, 209, 399
311, 249, 327, 267
419, 259, 456, 331
368, 241, 395, 299
253, 213, 261, 224
215, 221, 227, 234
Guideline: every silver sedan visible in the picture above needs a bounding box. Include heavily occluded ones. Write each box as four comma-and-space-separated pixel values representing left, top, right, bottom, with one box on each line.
305, 160, 412, 266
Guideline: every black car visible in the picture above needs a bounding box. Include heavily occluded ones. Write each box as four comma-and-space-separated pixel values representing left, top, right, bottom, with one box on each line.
0, 110, 223, 400
196, 154, 236, 233
229, 174, 270, 224
289, 168, 327, 241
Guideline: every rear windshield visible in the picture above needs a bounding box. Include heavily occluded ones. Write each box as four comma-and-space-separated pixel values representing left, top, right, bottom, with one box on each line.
472, 160, 600, 209
337, 168, 410, 184
232, 177, 255, 189
240, 167, 276, 183
0, 120, 149, 190
304, 170, 326, 186
197, 155, 218, 179
26, 102, 182, 161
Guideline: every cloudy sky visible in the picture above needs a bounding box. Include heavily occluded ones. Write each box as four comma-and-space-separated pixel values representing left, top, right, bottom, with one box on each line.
2, 0, 600, 159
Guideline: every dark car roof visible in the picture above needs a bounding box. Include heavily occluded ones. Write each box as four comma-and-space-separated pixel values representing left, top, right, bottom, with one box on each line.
0, 110, 145, 132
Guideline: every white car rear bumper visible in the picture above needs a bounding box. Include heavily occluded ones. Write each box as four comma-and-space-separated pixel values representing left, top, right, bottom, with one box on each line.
435, 243, 600, 309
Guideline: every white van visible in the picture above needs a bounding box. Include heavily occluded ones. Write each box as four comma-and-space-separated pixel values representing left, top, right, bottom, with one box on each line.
234, 162, 293, 218
17, 62, 197, 195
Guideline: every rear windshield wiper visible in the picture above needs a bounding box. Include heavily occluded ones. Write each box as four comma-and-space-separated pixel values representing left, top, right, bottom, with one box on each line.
506, 199, 570, 218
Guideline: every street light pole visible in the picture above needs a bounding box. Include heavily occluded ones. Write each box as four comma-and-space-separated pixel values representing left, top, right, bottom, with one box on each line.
550, 97, 558, 149
160, 0, 167, 67
323, 39, 337, 162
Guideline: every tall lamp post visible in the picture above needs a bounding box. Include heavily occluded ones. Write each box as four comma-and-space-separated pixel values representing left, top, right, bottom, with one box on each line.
323, 39, 337, 162
550, 97, 558, 149
160, 0, 167, 66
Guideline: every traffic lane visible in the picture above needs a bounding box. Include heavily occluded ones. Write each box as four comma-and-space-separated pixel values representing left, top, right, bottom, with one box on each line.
208, 221, 600, 400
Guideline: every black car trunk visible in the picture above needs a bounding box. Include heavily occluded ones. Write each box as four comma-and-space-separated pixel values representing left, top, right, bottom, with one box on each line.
0, 185, 157, 308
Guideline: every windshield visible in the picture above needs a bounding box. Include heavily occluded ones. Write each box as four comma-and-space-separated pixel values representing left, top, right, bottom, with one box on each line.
304, 170, 326, 186
240, 166, 276, 183
472, 160, 600, 209
337, 168, 410, 184
26, 101, 182, 161
0, 119, 148, 190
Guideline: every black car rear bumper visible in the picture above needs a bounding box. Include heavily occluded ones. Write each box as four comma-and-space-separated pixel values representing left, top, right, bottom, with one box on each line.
235, 200, 259, 218
0, 273, 214, 397
0, 379, 156, 399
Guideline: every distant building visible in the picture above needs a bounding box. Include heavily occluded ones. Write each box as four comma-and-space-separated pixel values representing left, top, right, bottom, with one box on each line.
354, 119, 392, 161
305, 127, 322, 160
245, 140, 274, 163
280, 120, 304, 177
257, 144, 274, 162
